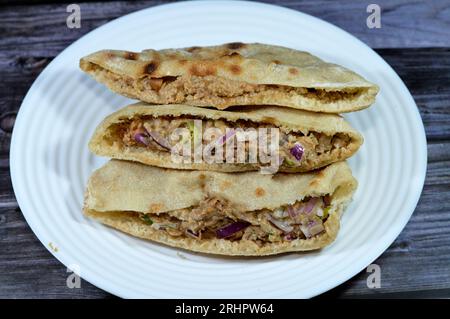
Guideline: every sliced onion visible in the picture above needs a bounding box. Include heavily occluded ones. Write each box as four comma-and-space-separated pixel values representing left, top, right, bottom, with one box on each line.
309, 222, 324, 236
185, 229, 199, 239
300, 221, 325, 238
216, 221, 250, 239
291, 203, 305, 216
134, 132, 150, 145
266, 214, 294, 233
304, 197, 318, 214
273, 208, 289, 218
216, 129, 236, 146
290, 143, 304, 161
316, 206, 324, 217
287, 205, 297, 218
147, 130, 172, 150
203, 129, 236, 155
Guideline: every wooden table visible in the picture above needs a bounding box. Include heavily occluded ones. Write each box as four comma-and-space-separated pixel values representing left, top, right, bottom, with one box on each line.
1, 0, 449, 298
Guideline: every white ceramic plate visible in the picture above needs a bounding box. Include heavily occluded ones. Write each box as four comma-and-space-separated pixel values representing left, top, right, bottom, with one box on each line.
10, 1, 427, 298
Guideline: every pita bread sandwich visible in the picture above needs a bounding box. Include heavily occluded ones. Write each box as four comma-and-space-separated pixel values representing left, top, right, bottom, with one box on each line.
83, 160, 357, 256
88, 103, 363, 173
80, 42, 379, 112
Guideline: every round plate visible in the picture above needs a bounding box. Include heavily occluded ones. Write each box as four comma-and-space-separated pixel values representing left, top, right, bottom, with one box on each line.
10, 1, 427, 298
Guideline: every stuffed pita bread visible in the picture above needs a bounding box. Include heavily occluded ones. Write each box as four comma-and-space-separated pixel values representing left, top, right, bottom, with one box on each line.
89, 103, 363, 173
80, 42, 379, 112
83, 160, 357, 256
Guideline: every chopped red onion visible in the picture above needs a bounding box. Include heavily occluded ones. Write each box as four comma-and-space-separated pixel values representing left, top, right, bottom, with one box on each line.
185, 229, 199, 239
147, 130, 172, 150
290, 143, 304, 161
316, 206, 324, 217
304, 197, 318, 214
273, 208, 289, 218
309, 222, 325, 236
287, 205, 298, 218
266, 214, 294, 233
134, 132, 150, 145
300, 220, 325, 238
217, 129, 236, 146
216, 221, 250, 239
203, 129, 236, 155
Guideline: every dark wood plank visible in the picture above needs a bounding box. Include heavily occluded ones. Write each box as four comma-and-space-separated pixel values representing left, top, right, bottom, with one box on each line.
379, 48, 450, 141
0, 207, 113, 298
0, 0, 450, 57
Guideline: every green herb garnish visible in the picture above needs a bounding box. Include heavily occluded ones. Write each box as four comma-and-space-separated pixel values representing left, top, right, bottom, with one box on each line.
322, 207, 330, 220
284, 158, 296, 166
141, 214, 153, 225
188, 121, 201, 145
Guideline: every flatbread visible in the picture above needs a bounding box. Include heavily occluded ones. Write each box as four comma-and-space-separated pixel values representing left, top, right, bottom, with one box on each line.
89, 103, 363, 173
83, 160, 357, 256
80, 42, 379, 112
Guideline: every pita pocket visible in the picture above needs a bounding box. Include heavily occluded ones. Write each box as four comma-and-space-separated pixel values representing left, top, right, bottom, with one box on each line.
84, 160, 357, 256
89, 103, 363, 173
80, 42, 379, 112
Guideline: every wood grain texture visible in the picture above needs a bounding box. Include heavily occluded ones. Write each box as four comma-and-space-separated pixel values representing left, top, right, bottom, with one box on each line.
0, 0, 450, 57
0, 0, 449, 299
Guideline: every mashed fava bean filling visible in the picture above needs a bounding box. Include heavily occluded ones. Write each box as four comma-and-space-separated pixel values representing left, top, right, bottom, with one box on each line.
138, 195, 332, 244
84, 64, 366, 107
139, 195, 331, 245
118, 116, 350, 169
